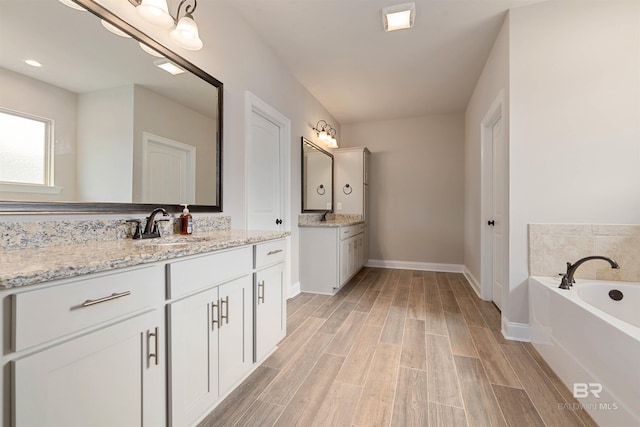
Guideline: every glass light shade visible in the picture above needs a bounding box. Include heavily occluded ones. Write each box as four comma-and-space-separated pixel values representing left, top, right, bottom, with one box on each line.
137, 0, 173, 29
139, 42, 164, 57
58, 0, 85, 11
318, 130, 328, 141
170, 15, 203, 50
101, 20, 131, 38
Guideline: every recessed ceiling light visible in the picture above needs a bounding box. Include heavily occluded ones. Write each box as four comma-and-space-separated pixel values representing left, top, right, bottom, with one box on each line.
382, 2, 415, 32
25, 60, 42, 67
154, 59, 185, 75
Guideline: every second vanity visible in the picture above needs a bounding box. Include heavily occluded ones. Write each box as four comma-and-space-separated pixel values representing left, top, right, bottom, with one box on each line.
0, 225, 288, 427
299, 217, 366, 294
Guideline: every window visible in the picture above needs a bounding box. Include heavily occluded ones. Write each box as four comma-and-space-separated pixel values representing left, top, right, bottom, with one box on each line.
0, 108, 55, 190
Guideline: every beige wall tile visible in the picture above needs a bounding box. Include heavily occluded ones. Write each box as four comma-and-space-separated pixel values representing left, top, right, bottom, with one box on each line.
528, 224, 640, 282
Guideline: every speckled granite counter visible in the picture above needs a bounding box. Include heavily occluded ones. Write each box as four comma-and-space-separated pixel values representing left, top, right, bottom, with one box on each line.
298, 213, 364, 228
0, 229, 289, 289
298, 219, 364, 228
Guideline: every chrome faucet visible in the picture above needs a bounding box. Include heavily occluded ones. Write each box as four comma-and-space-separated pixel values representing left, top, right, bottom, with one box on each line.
559, 256, 620, 289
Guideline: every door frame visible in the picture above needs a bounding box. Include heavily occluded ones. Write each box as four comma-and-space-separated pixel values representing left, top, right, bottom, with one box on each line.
244, 91, 292, 294
480, 91, 508, 310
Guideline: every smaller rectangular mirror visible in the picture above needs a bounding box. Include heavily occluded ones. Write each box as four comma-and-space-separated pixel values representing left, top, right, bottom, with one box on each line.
301, 137, 333, 212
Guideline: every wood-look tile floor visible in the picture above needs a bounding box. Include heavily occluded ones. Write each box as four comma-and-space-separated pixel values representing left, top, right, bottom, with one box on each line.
199, 268, 598, 427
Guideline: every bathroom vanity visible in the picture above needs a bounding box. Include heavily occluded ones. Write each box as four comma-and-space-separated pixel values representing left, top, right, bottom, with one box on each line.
0, 229, 288, 427
299, 220, 366, 294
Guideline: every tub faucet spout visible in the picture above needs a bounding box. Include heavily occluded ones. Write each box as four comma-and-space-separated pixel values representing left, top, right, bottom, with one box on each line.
559, 256, 620, 290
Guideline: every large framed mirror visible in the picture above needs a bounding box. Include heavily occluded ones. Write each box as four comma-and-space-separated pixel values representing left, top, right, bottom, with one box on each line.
301, 137, 333, 213
0, 0, 222, 213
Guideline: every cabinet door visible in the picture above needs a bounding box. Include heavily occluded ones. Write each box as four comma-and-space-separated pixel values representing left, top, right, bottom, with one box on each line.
339, 237, 351, 285
255, 263, 285, 362
335, 150, 364, 215
13, 310, 164, 427
218, 276, 253, 395
169, 287, 219, 427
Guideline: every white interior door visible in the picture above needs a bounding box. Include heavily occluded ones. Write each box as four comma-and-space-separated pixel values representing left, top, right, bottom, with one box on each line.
247, 111, 282, 230
142, 133, 196, 204
490, 117, 504, 310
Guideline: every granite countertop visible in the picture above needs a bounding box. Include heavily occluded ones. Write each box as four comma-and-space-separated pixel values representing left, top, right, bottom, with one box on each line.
298, 219, 365, 228
0, 229, 289, 289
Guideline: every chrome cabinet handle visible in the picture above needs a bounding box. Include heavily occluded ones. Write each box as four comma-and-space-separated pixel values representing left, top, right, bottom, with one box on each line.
82, 291, 131, 307
267, 249, 283, 256
211, 300, 219, 330
258, 281, 265, 304
220, 296, 229, 325
147, 327, 159, 367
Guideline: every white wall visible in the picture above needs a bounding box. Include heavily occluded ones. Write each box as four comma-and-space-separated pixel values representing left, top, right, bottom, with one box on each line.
464, 16, 510, 289
341, 114, 465, 266
0, 67, 77, 201
506, 0, 640, 324
77, 85, 134, 202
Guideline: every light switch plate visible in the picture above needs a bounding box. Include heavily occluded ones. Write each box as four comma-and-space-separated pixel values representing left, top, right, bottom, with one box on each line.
337, 203, 343, 210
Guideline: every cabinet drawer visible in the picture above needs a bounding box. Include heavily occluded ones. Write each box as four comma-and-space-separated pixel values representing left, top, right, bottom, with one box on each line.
13, 265, 163, 352
254, 239, 286, 269
168, 246, 252, 299
340, 225, 360, 240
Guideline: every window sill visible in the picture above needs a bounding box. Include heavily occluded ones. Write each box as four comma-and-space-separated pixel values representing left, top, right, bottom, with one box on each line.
0, 183, 63, 194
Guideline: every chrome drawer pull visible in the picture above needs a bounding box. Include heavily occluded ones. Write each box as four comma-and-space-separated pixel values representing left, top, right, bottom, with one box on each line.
258, 281, 265, 304
220, 296, 229, 325
211, 300, 219, 330
267, 249, 283, 256
147, 327, 159, 367
82, 291, 131, 307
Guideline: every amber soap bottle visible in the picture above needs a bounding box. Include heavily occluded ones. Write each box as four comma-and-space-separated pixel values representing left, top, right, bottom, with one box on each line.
180, 204, 193, 235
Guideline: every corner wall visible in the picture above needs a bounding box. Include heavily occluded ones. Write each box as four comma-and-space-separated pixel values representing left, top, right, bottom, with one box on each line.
342, 114, 465, 268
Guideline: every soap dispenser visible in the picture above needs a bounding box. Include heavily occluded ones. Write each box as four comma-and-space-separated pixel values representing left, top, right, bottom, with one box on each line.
180, 204, 193, 235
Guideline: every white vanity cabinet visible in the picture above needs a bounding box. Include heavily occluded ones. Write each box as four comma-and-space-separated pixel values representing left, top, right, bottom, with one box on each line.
254, 239, 287, 362
10, 266, 166, 427
167, 248, 253, 427
300, 224, 365, 295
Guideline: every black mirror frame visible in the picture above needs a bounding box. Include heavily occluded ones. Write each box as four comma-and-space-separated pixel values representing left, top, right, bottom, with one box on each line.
301, 137, 333, 213
0, 0, 223, 215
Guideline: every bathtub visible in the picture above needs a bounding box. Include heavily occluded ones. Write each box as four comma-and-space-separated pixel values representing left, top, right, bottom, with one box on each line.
529, 277, 640, 427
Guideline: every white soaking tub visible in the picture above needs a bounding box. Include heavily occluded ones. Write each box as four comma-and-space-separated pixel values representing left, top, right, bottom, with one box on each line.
529, 276, 640, 427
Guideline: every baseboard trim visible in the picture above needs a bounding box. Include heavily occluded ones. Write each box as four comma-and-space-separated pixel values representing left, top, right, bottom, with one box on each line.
462, 267, 483, 299
288, 281, 301, 299
365, 259, 464, 273
502, 317, 531, 342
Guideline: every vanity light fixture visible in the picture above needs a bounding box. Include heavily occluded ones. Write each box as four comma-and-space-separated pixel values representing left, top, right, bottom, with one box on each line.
101, 20, 132, 38
128, 0, 204, 51
139, 42, 164, 57
58, 0, 86, 11
313, 120, 339, 148
382, 2, 415, 32
154, 58, 185, 75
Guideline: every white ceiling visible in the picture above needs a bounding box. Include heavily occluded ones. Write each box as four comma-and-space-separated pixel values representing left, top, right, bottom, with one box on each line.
222, 0, 548, 124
